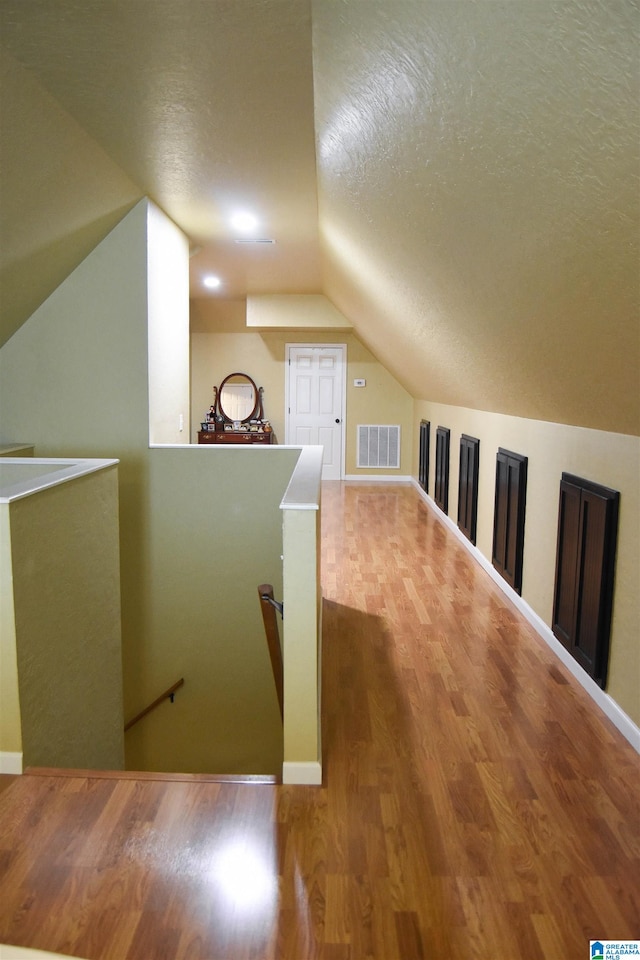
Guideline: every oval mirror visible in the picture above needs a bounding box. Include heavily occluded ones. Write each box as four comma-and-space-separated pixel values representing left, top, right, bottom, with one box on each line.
218, 372, 259, 423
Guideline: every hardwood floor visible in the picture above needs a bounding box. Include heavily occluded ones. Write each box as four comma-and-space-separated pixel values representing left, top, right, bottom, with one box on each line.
1, 481, 638, 959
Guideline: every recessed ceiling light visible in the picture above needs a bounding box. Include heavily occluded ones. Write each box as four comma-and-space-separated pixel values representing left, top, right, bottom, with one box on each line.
203, 275, 222, 289
230, 211, 259, 234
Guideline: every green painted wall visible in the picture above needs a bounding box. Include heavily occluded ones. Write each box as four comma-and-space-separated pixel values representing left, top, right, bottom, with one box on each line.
125, 446, 298, 773
0, 201, 297, 774
10, 467, 124, 769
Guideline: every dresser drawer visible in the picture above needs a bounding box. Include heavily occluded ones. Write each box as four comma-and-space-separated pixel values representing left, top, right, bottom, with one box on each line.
198, 430, 272, 445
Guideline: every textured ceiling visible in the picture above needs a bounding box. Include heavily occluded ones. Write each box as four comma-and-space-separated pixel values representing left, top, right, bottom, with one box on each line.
0, 0, 638, 433
0, 0, 320, 320
312, 0, 639, 433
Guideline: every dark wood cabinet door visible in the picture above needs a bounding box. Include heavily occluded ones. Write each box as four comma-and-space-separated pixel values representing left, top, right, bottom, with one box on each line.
552, 474, 619, 687
574, 488, 609, 674
418, 420, 430, 494
493, 453, 509, 573
434, 426, 450, 514
552, 478, 582, 648
492, 449, 527, 594
458, 435, 479, 544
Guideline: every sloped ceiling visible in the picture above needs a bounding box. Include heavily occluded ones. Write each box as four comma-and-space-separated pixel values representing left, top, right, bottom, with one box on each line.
0, 0, 638, 434
313, 0, 639, 434
0, 0, 320, 342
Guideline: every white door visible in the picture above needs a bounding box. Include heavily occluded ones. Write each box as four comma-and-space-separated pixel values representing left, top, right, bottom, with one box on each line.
286, 344, 346, 480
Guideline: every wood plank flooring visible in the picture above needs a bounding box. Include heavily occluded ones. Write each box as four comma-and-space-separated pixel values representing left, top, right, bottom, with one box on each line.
1, 481, 638, 959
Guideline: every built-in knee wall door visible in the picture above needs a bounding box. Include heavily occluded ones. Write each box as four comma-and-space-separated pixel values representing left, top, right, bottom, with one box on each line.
434, 426, 450, 514
418, 420, 430, 494
492, 448, 528, 594
552, 473, 619, 688
458, 435, 479, 545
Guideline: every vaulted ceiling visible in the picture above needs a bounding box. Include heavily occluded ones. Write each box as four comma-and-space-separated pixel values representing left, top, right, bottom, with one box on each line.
1, 0, 638, 434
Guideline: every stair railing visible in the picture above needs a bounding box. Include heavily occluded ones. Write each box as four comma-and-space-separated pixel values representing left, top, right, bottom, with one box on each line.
124, 678, 185, 732
258, 584, 284, 721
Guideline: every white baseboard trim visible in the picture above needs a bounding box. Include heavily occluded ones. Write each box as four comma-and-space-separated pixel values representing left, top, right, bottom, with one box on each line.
342, 474, 413, 483
410, 478, 640, 754
0, 751, 23, 774
282, 761, 323, 785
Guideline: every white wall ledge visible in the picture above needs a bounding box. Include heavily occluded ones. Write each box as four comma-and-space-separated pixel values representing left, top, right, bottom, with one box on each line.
0, 458, 119, 503
280, 446, 323, 511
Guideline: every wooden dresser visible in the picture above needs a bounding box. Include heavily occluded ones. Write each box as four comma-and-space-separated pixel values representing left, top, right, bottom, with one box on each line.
198, 429, 271, 445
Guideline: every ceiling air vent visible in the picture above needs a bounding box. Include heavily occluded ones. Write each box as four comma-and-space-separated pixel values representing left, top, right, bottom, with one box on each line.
234, 238, 276, 244
357, 425, 401, 469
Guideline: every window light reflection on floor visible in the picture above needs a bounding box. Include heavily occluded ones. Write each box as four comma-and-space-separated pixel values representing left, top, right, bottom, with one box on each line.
209, 838, 278, 913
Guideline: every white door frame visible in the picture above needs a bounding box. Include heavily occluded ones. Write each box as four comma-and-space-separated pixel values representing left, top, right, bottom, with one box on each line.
285, 343, 347, 480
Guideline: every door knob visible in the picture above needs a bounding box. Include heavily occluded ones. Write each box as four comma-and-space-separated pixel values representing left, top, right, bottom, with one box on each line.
335, 418, 341, 424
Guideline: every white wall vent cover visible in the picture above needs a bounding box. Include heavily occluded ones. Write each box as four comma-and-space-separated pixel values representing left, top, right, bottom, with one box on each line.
357, 425, 401, 469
